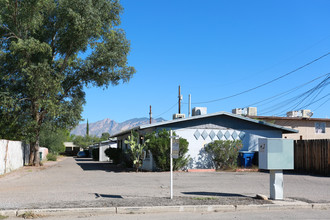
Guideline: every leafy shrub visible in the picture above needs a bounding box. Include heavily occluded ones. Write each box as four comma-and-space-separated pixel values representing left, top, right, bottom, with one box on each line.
39, 125, 66, 154
46, 153, 57, 161
104, 147, 121, 164
84, 149, 90, 157
92, 148, 99, 161
121, 151, 133, 168
145, 129, 190, 171
73, 135, 101, 150
205, 140, 242, 170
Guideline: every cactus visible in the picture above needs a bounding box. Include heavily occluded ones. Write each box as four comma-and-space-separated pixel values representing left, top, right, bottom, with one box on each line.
124, 131, 149, 172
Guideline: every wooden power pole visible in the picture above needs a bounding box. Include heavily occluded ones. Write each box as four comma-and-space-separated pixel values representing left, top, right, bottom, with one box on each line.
178, 85, 181, 114
149, 105, 152, 124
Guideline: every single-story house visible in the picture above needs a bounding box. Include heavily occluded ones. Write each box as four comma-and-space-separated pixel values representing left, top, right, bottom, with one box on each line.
111, 111, 298, 170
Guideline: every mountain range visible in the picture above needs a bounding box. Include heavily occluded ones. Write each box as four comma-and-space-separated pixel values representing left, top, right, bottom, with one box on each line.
70, 117, 166, 137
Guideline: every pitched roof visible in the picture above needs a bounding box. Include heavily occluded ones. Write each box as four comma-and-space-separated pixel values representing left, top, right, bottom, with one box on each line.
111, 111, 298, 137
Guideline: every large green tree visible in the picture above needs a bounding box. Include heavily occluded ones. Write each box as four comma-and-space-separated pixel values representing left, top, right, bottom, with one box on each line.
73, 135, 100, 149
39, 123, 67, 154
0, 0, 135, 165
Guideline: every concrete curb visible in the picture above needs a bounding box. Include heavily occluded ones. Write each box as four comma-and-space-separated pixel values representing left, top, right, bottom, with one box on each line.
116, 205, 236, 214
16, 207, 117, 217
0, 209, 17, 217
1, 203, 330, 217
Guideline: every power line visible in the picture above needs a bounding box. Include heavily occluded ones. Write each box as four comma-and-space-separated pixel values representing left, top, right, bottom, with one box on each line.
189, 52, 330, 104
154, 102, 177, 118
258, 76, 330, 116
244, 73, 330, 108
299, 93, 330, 110
314, 96, 330, 111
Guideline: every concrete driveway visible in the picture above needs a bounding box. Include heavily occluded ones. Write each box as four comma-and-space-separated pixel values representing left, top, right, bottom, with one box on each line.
0, 157, 329, 209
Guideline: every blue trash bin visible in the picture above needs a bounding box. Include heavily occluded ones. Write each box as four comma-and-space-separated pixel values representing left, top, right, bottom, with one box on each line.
239, 151, 255, 167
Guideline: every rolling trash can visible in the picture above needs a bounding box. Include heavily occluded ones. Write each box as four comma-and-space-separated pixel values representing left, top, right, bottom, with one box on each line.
239, 151, 255, 168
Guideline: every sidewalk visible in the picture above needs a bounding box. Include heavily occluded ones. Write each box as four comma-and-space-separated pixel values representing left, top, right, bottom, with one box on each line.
1, 199, 330, 218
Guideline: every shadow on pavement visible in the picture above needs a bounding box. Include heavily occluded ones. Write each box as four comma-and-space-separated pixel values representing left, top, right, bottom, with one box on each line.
74, 158, 133, 172
283, 170, 330, 178
75, 158, 94, 162
182, 191, 248, 198
94, 193, 123, 199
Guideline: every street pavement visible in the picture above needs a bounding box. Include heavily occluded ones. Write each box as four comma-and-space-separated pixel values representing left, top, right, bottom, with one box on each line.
0, 157, 329, 217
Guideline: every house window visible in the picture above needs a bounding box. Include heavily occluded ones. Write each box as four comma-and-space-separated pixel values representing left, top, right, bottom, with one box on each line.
315, 122, 326, 134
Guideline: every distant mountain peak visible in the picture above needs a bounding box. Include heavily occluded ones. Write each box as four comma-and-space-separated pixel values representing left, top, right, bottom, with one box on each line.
70, 117, 165, 137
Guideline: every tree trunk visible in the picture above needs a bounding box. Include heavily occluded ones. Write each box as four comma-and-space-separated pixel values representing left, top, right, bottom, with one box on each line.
29, 105, 42, 166
29, 139, 40, 166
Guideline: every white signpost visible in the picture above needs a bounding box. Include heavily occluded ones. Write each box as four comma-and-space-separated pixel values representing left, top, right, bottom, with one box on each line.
170, 130, 179, 199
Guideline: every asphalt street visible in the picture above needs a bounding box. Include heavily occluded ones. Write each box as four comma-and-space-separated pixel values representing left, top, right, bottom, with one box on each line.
0, 157, 329, 210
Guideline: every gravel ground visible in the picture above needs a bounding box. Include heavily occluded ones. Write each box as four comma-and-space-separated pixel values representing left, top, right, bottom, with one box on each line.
2, 196, 271, 210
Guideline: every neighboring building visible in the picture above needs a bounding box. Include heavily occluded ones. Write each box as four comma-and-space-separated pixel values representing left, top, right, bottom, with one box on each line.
39, 147, 49, 161
250, 116, 330, 140
111, 111, 297, 170
89, 139, 117, 162
64, 142, 81, 156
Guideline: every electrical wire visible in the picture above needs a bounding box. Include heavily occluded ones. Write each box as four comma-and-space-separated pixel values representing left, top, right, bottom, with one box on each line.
258, 76, 330, 116
244, 73, 330, 108
153, 102, 177, 118
314, 96, 330, 111
189, 52, 330, 104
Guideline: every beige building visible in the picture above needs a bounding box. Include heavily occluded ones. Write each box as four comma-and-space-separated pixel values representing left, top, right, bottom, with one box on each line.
251, 116, 330, 140
64, 142, 81, 156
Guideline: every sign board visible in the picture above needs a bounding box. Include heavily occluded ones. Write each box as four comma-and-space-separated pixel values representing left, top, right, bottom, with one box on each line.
172, 139, 179, 159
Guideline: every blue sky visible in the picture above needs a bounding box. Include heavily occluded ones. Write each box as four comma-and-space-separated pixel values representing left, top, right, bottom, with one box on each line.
82, 0, 330, 123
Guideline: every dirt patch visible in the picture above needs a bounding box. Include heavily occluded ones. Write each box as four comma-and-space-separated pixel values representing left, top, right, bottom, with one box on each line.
7, 196, 272, 210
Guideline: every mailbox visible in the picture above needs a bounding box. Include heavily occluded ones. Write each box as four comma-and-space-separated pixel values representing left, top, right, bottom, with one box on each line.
259, 138, 294, 170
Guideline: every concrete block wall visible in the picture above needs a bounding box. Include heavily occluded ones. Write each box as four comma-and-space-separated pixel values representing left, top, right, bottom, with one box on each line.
0, 139, 30, 175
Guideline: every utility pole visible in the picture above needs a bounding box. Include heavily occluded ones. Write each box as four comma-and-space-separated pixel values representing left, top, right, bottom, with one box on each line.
188, 94, 191, 117
149, 105, 152, 124
178, 85, 182, 114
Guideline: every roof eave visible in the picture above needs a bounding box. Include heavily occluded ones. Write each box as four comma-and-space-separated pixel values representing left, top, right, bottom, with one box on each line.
110, 111, 298, 137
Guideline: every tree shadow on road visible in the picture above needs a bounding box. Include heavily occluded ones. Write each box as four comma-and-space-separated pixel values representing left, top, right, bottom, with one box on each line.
181, 191, 248, 198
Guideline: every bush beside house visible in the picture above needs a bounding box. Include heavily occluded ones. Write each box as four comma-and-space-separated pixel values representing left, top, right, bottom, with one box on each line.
92, 148, 99, 161
205, 140, 242, 170
104, 147, 121, 164
145, 129, 190, 171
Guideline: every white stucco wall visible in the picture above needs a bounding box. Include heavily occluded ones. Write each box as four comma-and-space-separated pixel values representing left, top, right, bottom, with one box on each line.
242, 130, 282, 152
99, 142, 116, 162
173, 128, 283, 169
141, 150, 156, 171
0, 140, 30, 175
